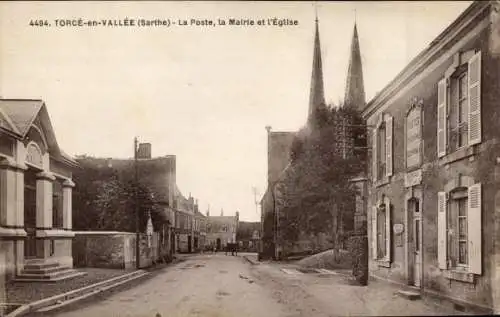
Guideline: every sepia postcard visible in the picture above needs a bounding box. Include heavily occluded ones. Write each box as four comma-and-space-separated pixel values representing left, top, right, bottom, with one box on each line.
0, 1, 499, 316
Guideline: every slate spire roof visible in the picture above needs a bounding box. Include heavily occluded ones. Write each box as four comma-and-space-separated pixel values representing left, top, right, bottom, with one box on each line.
344, 22, 366, 111
307, 16, 326, 122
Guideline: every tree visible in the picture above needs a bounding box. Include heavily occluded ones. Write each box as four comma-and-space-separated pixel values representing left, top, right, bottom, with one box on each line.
73, 157, 167, 232
275, 103, 367, 256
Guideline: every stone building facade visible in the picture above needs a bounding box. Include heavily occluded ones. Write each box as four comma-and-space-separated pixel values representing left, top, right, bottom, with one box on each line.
206, 210, 239, 251
260, 130, 295, 259
173, 190, 198, 253
194, 210, 207, 251
364, 1, 500, 312
0, 99, 80, 281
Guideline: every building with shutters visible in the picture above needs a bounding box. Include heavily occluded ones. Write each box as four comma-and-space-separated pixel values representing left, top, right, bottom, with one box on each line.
363, 1, 500, 313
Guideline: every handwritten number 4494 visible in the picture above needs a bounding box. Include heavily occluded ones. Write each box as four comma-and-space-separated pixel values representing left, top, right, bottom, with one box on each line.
30, 20, 50, 27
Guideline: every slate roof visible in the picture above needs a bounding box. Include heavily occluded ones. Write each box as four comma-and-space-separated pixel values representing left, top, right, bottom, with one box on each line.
0, 99, 79, 167
0, 99, 43, 136
195, 210, 206, 218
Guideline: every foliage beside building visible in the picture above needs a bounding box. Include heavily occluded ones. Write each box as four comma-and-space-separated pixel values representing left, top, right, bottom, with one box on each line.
274, 105, 367, 258
72, 156, 169, 233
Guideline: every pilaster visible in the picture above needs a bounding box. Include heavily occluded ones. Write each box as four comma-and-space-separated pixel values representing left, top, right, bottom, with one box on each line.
62, 179, 75, 230
0, 157, 27, 237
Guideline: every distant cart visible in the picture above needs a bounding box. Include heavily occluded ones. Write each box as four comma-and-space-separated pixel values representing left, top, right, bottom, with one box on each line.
225, 243, 239, 256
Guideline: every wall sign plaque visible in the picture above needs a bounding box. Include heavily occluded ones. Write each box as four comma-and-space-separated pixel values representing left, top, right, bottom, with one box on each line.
405, 169, 422, 188
393, 224, 404, 235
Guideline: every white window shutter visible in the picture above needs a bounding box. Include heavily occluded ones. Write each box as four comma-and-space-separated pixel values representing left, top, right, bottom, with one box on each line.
372, 206, 378, 259
468, 183, 482, 274
468, 51, 482, 146
437, 79, 447, 157
385, 115, 393, 177
384, 196, 391, 262
372, 128, 377, 182
437, 191, 447, 269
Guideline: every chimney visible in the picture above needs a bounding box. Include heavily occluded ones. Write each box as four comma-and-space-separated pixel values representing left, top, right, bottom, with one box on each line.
166, 155, 177, 207
137, 143, 152, 159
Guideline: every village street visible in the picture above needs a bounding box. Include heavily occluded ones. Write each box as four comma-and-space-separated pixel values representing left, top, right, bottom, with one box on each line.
31, 254, 459, 317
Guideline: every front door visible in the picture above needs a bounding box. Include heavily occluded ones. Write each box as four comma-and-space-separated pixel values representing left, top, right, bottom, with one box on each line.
409, 198, 422, 287
24, 172, 37, 258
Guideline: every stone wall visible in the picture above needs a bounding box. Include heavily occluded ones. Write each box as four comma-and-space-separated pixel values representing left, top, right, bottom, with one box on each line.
73, 232, 136, 269
73, 231, 165, 270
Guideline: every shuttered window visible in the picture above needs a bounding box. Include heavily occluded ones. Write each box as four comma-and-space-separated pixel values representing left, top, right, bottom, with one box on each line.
372, 206, 378, 260
385, 116, 393, 176
438, 183, 482, 275
437, 192, 447, 269
372, 197, 391, 262
468, 52, 481, 145
377, 205, 387, 258
437, 79, 447, 157
377, 123, 386, 179
437, 50, 481, 157
468, 183, 482, 274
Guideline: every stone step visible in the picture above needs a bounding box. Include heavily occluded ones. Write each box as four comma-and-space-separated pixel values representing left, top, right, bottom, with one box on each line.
23, 262, 60, 270
18, 268, 79, 279
23, 265, 70, 275
396, 289, 422, 300
15, 270, 87, 283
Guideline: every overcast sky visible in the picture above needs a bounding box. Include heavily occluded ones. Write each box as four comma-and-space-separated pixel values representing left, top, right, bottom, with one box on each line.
0, 1, 472, 221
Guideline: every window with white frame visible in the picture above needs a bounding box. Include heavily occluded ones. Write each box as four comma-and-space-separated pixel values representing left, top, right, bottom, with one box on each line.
437, 50, 481, 158
372, 196, 391, 262
437, 183, 482, 275
372, 114, 393, 182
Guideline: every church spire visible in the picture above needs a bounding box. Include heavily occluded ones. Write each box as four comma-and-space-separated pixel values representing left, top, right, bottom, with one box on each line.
307, 16, 326, 122
344, 22, 366, 111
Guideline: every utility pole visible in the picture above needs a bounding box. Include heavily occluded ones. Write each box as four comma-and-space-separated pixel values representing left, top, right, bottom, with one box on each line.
134, 137, 140, 269
252, 187, 259, 214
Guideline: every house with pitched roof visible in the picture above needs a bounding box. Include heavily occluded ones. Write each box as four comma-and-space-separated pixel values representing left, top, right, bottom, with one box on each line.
0, 99, 83, 282
205, 209, 239, 251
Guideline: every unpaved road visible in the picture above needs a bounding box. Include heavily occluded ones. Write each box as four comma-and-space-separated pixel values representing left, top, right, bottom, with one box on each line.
32, 253, 458, 317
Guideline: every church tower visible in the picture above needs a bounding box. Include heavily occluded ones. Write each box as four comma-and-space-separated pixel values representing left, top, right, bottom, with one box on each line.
307, 17, 326, 123
344, 22, 366, 111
